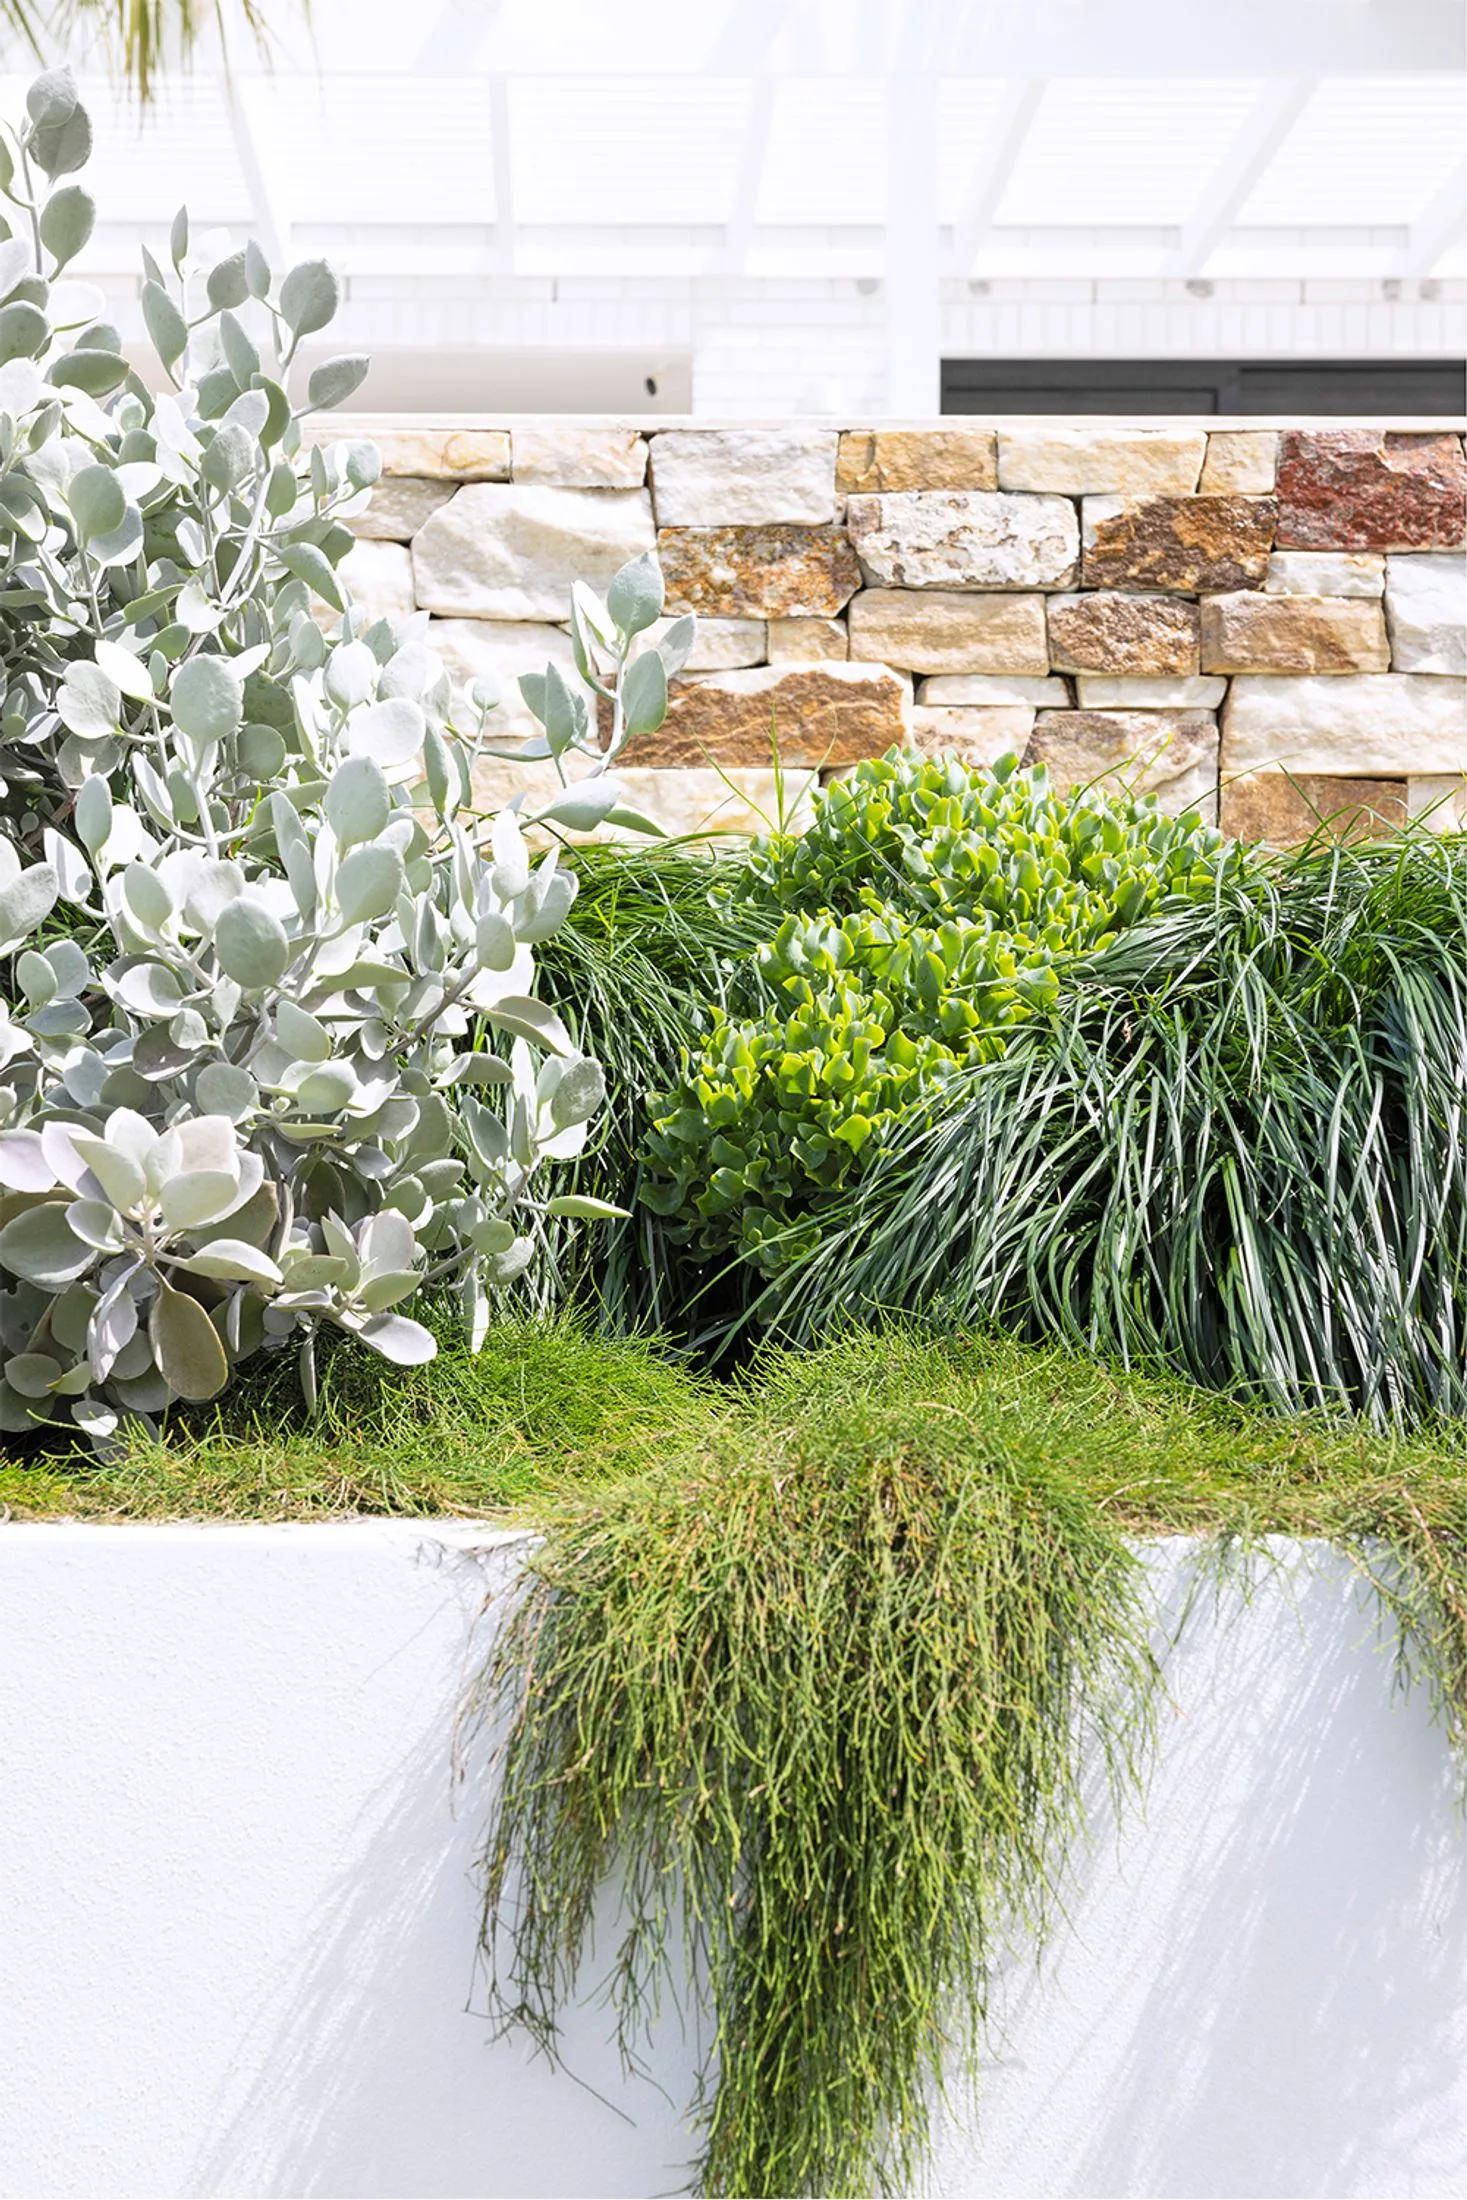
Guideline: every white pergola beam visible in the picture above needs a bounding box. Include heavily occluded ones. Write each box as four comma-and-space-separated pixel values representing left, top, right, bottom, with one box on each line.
1394, 158, 1467, 275
490, 74, 515, 274
222, 74, 291, 271
885, 72, 941, 416
722, 76, 777, 273
1173, 76, 1317, 277
950, 78, 1045, 276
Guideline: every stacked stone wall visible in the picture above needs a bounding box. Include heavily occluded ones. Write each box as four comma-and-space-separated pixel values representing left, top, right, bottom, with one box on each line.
323, 419, 1466, 842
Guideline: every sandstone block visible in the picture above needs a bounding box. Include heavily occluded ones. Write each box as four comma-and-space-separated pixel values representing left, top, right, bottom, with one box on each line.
1408, 776, 1467, 833
649, 429, 838, 526
847, 589, 1049, 675
836, 430, 997, 495
659, 526, 861, 619
766, 617, 848, 662
1276, 431, 1467, 551
1047, 591, 1200, 676
910, 706, 1036, 763
1076, 676, 1227, 709
1221, 674, 1467, 776
622, 663, 908, 769
1385, 553, 1467, 676
1082, 496, 1276, 594
997, 428, 1205, 497
846, 491, 1079, 591
412, 486, 655, 621
1265, 551, 1384, 597
351, 478, 455, 542
364, 428, 511, 482
639, 616, 766, 671
335, 540, 415, 621
428, 618, 592, 745
1219, 772, 1407, 847
609, 767, 816, 841
1026, 711, 1218, 819
919, 675, 1070, 706
1201, 593, 1389, 675
1199, 433, 1278, 495
511, 426, 648, 488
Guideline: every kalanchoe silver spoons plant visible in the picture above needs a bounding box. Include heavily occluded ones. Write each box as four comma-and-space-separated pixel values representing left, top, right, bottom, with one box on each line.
0, 70, 692, 1446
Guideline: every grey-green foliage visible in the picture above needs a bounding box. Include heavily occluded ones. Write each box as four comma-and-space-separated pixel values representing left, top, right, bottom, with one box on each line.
0, 71, 686, 1446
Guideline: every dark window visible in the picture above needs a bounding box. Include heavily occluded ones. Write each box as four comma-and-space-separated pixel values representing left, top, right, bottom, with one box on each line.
942, 358, 1467, 416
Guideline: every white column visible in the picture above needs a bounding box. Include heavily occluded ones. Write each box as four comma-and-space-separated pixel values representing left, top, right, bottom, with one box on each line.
884, 72, 941, 418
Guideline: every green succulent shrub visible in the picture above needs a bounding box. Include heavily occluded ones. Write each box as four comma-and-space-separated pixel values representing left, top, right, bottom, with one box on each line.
642, 749, 1236, 1278
0, 70, 689, 1445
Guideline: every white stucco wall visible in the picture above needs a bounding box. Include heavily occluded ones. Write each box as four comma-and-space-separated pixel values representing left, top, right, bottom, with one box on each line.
0, 1525, 1463, 2200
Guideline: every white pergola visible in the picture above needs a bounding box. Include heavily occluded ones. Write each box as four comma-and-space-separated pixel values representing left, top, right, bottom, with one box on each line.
18, 0, 1467, 412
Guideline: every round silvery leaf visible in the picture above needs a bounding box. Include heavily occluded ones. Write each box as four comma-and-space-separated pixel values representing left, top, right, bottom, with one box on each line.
171, 656, 243, 746
0, 1128, 55, 1193
214, 898, 291, 989
0, 861, 58, 953
335, 842, 405, 926
4, 1351, 62, 1399
279, 258, 340, 338
353, 1311, 435, 1366
122, 861, 173, 935
194, 1063, 258, 1122
182, 857, 245, 936
179, 1239, 283, 1287
69, 1127, 148, 1214
57, 661, 122, 740
549, 1056, 606, 1130
515, 868, 578, 945
475, 911, 516, 971
239, 724, 288, 779
346, 698, 424, 771
607, 551, 665, 637
66, 463, 126, 543
159, 1168, 243, 1234
275, 1000, 331, 1063
0, 299, 47, 365
110, 960, 189, 1019
324, 755, 390, 848
324, 640, 377, 711
0, 1202, 94, 1289
88, 502, 146, 569
307, 355, 370, 411
533, 780, 620, 833
292, 1062, 357, 1114
206, 250, 249, 311
39, 183, 95, 271
16, 948, 57, 1006
148, 1281, 230, 1400
94, 640, 155, 702
73, 774, 112, 856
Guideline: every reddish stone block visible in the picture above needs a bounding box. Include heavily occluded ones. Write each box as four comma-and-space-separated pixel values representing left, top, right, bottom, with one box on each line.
1275, 432, 1467, 552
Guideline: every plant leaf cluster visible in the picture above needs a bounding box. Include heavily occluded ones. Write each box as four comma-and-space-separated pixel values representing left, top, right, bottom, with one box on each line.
642, 749, 1236, 1276
0, 72, 688, 1446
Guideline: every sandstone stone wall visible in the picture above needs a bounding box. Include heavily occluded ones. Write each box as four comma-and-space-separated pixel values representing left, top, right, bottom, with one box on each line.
325, 419, 1467, 843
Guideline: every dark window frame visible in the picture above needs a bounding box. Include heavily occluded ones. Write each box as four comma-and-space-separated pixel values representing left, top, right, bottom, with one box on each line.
941, 358, 1467, 416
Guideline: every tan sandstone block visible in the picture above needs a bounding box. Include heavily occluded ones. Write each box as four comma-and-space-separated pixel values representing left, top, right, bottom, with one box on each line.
998, 428, 1206, 497
1047, 592, 1200, 676
336, 540, 415, 621
1082, 496, 1277, 594
847, 589, 1049, 675
351, 478, 455, 542
649, 429, 838, 526
1219, 772, 1407, 846
1199, 433, 1279, 494
1026, 711, 1219, 818
608, 767, 816, 840
621, 663, 908, 769
846, 492, 1079, 591
658, 526, 861, 619
1200, 594, 1390, 675
1221, 674, 1466, 776
1265, 551, 1385, 597
918, 675, 1070, 706
910, 706, 1036, 764
766, 618, 849, 662
639, 617, 766, 670
836, 430, 998, 495
363, 428, 511, 481
413, 485, 656, 621
1076, 676, 1227, 708
511, 426, 648, 488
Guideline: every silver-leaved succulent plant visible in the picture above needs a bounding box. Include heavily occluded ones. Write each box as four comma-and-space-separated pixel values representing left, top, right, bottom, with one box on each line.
0, 70, 693, 1445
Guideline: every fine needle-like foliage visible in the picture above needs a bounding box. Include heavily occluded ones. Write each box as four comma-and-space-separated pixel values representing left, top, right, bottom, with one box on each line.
473, 1339, 1158, 2200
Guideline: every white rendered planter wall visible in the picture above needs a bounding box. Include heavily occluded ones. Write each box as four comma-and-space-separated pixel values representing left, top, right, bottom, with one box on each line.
1, 1524, 1464, 2199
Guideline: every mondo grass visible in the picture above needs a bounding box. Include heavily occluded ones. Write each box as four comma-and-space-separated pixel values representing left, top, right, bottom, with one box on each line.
753, 831, 1467, 1428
